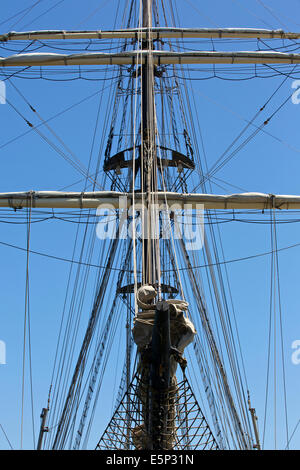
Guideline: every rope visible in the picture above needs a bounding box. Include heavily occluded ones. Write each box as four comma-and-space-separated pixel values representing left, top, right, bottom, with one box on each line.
191, 64, 300, 193
285, 417, 300, 449
21, 193, 34, 449
263, 209, 279, 448
272, 209, 289, 448
4, 85, 105, 191
171, 21, 254, 447
0, 423, 14, 450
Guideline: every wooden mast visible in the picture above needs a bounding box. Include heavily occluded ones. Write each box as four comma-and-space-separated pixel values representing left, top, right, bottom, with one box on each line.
141, 0, 155, 286
140, 0, 171, 450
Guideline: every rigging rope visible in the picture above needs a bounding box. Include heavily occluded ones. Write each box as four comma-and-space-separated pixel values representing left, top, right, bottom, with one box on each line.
20, 0, 66, 31
192, 64, 300, 192
172, 22, 254, 447
20, 194, 35, 449
3, 83, 107, 191
0, 423, 14, 450
263, 208, 289, 449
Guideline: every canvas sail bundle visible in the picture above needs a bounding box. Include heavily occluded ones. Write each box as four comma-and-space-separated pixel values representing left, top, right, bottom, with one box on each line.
133, 285, 196, 363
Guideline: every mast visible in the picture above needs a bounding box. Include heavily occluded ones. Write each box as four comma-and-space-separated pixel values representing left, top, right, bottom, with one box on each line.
140, 0, 171, 450
141, 0, 157, 286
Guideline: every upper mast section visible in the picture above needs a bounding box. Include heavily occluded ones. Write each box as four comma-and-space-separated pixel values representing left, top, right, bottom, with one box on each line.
142, 0, 152, 28
141, 0, 158, 287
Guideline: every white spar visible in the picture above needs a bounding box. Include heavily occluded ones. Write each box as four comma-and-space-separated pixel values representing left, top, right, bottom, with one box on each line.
1, 27, 300, 42
1, 191, 300, 210
2, 50, 300, 66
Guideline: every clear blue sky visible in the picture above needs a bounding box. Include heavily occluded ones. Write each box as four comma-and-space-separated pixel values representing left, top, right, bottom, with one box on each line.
1, 0, 300, 451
